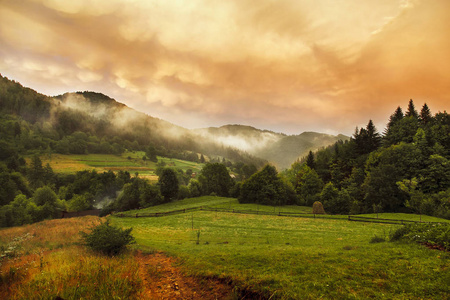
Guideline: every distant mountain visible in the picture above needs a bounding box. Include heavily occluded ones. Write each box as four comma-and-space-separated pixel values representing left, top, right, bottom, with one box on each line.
53, 93, 349, 168
195, 125, 349, 169
195, 125, 285, 153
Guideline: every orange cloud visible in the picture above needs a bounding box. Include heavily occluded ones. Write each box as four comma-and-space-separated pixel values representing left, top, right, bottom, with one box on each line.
0, 0, 449, 135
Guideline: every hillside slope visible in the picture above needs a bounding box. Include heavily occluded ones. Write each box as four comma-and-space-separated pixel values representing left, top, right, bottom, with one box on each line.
0, 74, 265, 167
196, 125, 348, 169
0, 74, 346, 169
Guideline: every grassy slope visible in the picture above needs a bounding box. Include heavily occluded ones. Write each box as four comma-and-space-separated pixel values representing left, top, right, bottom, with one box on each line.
38, 151, 204, 181
121, 196, 234, 215
112, 198, 450, 299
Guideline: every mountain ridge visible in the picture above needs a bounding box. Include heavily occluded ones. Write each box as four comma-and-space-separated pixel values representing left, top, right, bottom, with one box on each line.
195, 125, 349, 169
0, 74, 347, 168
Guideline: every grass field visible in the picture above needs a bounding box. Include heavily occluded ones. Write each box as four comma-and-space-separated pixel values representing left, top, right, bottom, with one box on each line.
2, 197, 449, 299
120, 196, 235, 215
36, 151, 204, 181
112, 197, 450, 299
0, 217, 143, 300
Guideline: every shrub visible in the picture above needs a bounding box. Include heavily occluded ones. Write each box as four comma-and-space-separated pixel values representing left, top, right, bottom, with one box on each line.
389, 223, 450, 250
312, 201, 325, 214
389, 225, 410, 241
80, 221, 135, 256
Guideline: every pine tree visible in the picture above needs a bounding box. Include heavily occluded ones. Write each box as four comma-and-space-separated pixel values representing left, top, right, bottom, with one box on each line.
419, 103, 432, 125
405, 99, 419, 119
306, 150, 315, 169
384, 106, 404, 146
366, 120, 381, 152
385, 106, 403, 133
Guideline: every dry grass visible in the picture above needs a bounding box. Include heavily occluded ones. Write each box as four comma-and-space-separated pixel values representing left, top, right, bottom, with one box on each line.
0, 217, 142, 300
0, 216, 234, 300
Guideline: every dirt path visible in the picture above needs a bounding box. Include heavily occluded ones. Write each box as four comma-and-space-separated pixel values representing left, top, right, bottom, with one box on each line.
136, 251, 235, 300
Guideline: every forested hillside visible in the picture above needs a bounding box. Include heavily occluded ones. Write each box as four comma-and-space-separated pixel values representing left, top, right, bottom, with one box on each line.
0, 75, 265, 165
284, 100, 450, 218
0, 75, 265, 227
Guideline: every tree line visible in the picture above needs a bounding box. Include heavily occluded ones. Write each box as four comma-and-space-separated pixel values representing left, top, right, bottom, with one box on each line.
281, 100, 449, 218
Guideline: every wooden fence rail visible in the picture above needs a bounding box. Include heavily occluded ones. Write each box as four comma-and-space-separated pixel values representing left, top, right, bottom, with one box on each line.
113, 206, 444, 225
348, 215, 442, 225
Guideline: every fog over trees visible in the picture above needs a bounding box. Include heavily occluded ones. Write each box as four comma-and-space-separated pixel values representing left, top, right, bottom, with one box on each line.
1, 75, 449, 227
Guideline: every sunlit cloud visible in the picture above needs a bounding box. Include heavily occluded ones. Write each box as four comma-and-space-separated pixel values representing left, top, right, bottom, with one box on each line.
0, 0, 449, 135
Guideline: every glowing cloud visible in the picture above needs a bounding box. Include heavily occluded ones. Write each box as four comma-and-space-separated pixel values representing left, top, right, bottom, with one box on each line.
0, 0, 449, 135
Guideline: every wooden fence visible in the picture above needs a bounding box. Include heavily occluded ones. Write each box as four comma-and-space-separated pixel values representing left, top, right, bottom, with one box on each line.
113, 206, 445, 225
347, 215, 442, 225
113, 206, 342, 220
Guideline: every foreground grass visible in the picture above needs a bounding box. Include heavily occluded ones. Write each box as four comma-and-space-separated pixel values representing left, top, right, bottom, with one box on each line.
0, 217, 142, 300
113, 209, 450, 299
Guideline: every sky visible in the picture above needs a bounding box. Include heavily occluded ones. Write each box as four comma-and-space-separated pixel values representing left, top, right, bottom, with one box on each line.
0, 0, 449, 135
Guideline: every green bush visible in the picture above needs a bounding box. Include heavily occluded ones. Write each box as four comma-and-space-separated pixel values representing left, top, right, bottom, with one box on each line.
389, 223, 450, 250
80, 221, 135, 256
389, 225, 410, 241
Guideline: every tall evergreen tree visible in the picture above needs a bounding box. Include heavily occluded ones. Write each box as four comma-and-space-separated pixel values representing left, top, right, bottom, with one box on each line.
405, 99, 419, 119
419, 103, 432, 125
306, 150, 315, 169
387, 106, 404, 130
366, 120, 382, 152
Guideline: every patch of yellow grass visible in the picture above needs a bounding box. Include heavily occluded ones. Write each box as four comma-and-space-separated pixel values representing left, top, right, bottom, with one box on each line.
36, 154, 95, 173
0, 217, 142, 299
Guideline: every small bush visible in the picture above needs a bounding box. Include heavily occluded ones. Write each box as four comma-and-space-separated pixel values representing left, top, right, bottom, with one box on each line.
80, 221, 135, 256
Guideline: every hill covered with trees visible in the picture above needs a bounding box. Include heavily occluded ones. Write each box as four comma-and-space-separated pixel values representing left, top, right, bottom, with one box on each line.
0, 75, 266, 226
281, 100, 450, 218
0, 74, 266, 167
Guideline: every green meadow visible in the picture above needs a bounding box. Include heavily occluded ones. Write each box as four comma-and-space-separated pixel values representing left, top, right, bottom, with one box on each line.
38, 151, 204, 180
112, 197, 450, 299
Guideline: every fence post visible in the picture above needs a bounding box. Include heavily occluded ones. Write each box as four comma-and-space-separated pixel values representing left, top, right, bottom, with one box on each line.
136, 213, 138, 218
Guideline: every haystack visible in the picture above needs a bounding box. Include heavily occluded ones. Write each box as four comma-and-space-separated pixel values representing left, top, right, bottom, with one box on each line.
312, 201, 325, 214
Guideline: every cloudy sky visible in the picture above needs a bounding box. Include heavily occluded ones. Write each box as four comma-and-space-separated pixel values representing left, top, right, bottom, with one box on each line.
1, 0, 449, 135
